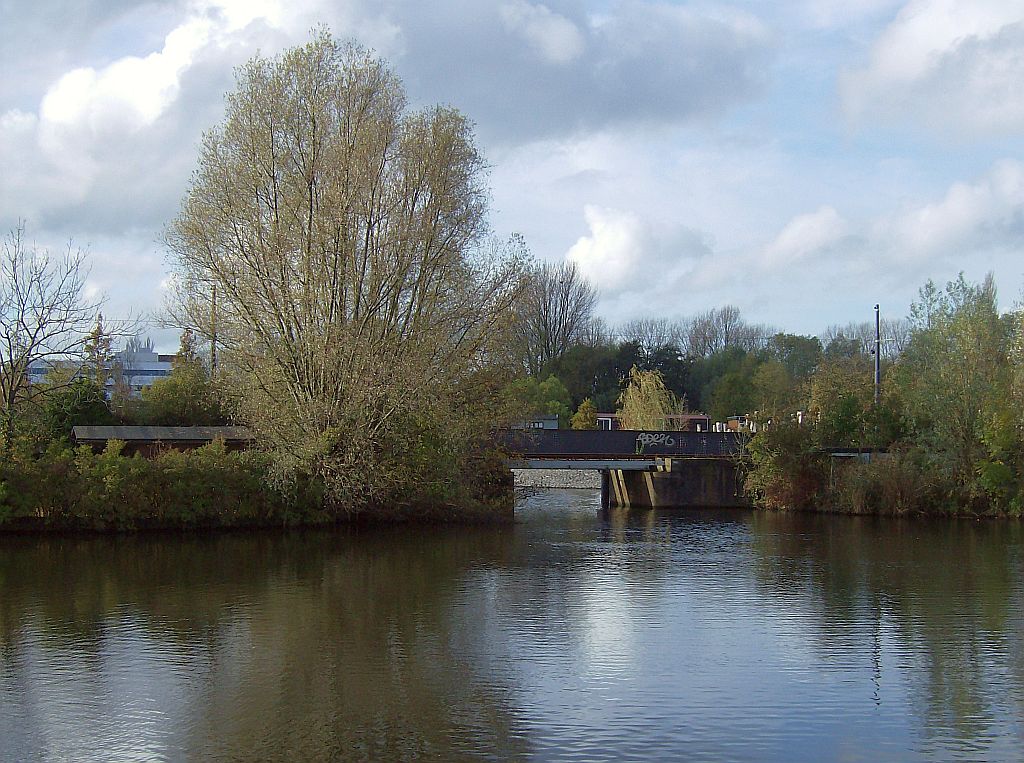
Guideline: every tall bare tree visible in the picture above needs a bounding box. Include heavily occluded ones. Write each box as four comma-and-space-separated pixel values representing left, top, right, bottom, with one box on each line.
513, 260, 598, 374
0, 225, 102, 450
685, 305, 769, 357
167, 32, 523, 506
616, 318, 686, 362
578, 316, 613, 348
820, 317, 910, 361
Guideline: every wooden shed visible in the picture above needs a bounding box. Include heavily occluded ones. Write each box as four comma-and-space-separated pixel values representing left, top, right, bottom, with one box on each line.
72, 426, 254, 457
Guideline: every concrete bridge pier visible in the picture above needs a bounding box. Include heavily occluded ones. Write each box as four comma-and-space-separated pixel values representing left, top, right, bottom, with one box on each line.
601, 458, 749, 509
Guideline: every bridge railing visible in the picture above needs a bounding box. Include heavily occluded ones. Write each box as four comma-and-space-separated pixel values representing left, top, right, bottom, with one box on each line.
496, 429, 744, 458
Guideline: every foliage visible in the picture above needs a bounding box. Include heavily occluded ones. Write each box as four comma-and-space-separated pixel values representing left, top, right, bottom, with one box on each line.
807, 356, 875, 447
617, 366, 682, 430
82, 313, 115, 388
543, 343, 618, 410
744, 420, 828, 511
0, 439, 329, 530
507, 374, 572, 426
831, 450, 932, 515
41, 376, 115, 442
892, 274, 1014, 508
769, 333, 822, 380
742, 274, 1023, 516
688, 347, 757, 414
750, 360, 794, 415
570, 398, 598, 430
823, 332, 863, 360
166, 31, 524, 510
138, 332, 224, 426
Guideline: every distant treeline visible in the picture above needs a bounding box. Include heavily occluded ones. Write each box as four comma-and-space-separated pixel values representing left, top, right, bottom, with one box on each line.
515, 268, 1023, 515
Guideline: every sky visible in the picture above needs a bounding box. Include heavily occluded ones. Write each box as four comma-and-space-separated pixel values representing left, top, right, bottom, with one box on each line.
2, 0, 1022, 350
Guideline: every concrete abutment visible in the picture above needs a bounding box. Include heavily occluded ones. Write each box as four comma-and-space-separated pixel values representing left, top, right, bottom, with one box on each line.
601, 458, 749, 509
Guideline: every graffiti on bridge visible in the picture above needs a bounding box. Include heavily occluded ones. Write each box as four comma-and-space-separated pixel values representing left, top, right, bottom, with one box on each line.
635, 432, 675, 452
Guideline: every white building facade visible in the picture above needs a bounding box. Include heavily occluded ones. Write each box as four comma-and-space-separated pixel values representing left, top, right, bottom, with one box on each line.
27, 340, 176, 398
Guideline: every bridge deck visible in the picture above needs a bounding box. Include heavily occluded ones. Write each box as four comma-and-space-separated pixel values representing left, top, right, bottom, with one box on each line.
500, 429, 742, 468
508, 458, 659, 471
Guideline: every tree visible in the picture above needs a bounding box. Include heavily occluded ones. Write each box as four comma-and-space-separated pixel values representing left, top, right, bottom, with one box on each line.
751, 359, 794, 414
822, 331, 864, 360
808, 356, 876, 447
688, 347, 757, 415
0, 225, 102, 451
686, 305, 770, 357
821, 318, 908, 362
769, 333, 821, 380
893, 274, 1012, 501
507, 374, 572, 426
40, 374, 115, 442
139, 329, 225, 426
166, 32, 523, 507
543, 343, 616, 409
617, 318, 685, 364
571, 397, 598, 430
82, 313, 115, 389
513, 259, 598, 375
617, 367, 681, 430
708, 367, 757, 422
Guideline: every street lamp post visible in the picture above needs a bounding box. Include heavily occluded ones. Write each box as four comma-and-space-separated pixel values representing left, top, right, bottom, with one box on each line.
874, 304, 881, 405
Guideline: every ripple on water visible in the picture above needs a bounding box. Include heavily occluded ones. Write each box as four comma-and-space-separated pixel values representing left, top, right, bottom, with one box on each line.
2, 496, 1023, 762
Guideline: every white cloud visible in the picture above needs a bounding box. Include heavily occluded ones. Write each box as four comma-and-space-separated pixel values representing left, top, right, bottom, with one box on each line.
40, 18, 211, 138
500, 1, 585, 64
879, 158, 1024, 262
195, 0, 288, 32
751, 159, 1024, 298
560, 158, 1024, 332
4, 0, 1019, 344
562, 204, 721, 322
399, 0, 772, 143
764, 206, 850, 266
566, 206, 646, 288
841, 0, 1024, 136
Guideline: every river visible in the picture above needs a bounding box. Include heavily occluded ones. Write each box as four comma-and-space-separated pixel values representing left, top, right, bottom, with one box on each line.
2, 489, 1023, 761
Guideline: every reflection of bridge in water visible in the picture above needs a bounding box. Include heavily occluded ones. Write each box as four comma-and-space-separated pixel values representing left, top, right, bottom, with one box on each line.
500, 430, 749, 509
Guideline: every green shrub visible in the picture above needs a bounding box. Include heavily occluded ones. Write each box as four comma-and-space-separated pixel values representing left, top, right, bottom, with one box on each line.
744, 421, 829, 511
0, 440, 329, 530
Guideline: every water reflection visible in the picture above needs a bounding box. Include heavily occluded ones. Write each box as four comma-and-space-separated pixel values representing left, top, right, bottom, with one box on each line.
1, 528, 528, 760
1, 494, 1023, 762
747, 513, 1024, 758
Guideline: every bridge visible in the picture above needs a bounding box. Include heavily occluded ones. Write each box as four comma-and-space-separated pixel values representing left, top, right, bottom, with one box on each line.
71, 425, 751, 510
499, 430, 749, 509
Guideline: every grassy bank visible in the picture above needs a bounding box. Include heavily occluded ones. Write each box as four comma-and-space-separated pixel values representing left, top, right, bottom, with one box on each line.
0, 441, 513, 532
743, 423, 1022, 518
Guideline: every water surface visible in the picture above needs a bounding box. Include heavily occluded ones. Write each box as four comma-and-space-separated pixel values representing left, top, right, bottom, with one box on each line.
2, 490, 1023, 761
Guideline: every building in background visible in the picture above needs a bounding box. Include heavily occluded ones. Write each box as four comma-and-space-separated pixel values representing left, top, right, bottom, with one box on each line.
595, 413, 711, 432
27, 337, 175, 398
116, 338, 175, 397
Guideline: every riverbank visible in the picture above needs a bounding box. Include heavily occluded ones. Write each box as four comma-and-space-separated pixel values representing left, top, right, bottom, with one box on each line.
0, 441, 514, 532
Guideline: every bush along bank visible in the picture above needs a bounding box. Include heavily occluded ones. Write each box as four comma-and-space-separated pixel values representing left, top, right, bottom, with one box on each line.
0, 440, 514, 532
741, 275, 1023, 518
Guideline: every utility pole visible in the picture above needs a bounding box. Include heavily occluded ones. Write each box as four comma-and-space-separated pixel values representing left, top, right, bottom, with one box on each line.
874, 303, 881, 405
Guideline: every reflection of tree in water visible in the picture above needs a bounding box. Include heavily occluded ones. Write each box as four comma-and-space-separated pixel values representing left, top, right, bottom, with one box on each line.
0, 527, 530, 760
747, 512, 1024, 750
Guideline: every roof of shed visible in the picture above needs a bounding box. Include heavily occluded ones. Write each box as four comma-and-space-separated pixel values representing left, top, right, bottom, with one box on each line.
72, 426, 253, 442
